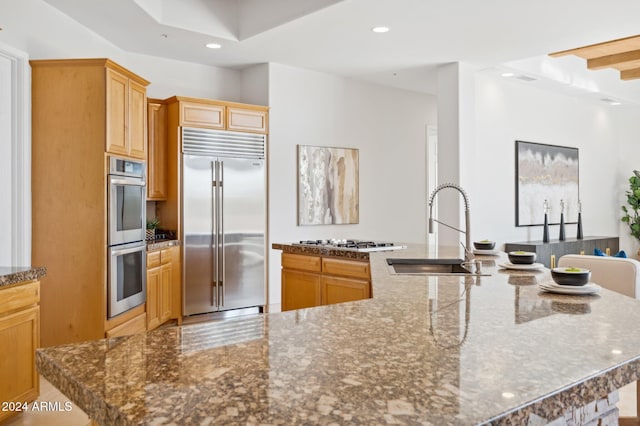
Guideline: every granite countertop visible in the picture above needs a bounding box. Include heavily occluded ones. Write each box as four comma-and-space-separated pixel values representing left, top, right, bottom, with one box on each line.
271, 242, 370, 260
146, 239, 180, 252
36, 244, 640, 425
0, 266, 47, 288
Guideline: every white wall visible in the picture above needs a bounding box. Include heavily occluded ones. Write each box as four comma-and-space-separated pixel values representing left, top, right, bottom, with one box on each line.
470, 72, 640, 254
267, 62, 437, 309
0, 54, 12, 264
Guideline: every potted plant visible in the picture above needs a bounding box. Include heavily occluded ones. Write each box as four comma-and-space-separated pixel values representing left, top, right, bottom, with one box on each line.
146, 218, 160, 241
621, 170, 640, 247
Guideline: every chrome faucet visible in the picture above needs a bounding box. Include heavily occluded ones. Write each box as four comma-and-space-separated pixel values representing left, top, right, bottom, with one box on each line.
428, 183, 474, 263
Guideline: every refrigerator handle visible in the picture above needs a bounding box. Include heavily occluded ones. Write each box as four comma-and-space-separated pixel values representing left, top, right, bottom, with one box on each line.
211, 160, 218, 308
219, 160, 225, 307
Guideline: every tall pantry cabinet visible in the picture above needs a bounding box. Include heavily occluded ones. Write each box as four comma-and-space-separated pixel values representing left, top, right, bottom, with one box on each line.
31, 59, 149, 347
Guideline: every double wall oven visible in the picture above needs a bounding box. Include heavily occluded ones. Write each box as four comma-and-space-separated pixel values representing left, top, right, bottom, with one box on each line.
107, 156, 146, 319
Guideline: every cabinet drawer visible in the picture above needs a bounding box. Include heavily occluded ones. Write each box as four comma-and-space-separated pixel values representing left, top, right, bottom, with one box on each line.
105, 312, 147, 338
160, 248, 172, 265
0, 281, 40, 316
180, 102, 224, 129
147, 251, 161, 269
282, 253, 321, 272
227, 107, 267, 133
322, 258, 370, 279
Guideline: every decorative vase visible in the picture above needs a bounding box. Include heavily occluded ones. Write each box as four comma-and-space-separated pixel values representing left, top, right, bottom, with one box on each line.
559, 199, 565, 241
542, 199, 550, 243
577, 212, 583, 239
576, 200, 583, 240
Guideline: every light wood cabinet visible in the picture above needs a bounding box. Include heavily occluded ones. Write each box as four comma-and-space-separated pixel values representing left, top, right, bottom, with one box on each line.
31, 58, 150, 347
105, 67, 148, 160
165, 96, 268, 134
147, 99, 167, 200
281, 253, 371, 311
105, 312, 146, 338
227, 106, 267, 133
146, 246, 181, 330
0, 280, 40, 423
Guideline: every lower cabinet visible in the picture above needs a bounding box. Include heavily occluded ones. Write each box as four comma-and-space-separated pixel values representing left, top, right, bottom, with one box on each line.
105, 312, 146, 338
146, 246, 180, 330
0, 280, 40, 423
281, 253, 371, 311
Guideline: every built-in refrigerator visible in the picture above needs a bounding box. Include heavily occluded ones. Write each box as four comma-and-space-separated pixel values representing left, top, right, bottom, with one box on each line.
182, 128, 266, 316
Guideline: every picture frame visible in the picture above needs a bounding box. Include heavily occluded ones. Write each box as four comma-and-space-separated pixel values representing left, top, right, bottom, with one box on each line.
515, 140, 579, 227
297, 144, 359, 225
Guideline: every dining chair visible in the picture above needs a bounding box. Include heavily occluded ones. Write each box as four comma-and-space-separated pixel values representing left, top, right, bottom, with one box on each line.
557, 254, 640, 424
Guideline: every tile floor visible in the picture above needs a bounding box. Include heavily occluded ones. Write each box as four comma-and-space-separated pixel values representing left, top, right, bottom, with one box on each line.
4, 376, 637, 425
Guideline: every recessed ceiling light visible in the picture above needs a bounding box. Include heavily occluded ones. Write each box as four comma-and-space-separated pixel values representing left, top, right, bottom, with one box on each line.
205, 43, 222, 49
501, 72, 514, 77
372, 26, 390, 33
501, 392, 515, 399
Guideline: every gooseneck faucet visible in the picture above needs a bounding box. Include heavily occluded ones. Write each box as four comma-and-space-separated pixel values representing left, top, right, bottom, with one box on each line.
428, 183, 473, 262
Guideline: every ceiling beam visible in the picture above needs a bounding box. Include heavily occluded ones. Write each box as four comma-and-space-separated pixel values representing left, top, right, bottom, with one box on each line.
587, 50, 640, 70
621, 67, 640, 80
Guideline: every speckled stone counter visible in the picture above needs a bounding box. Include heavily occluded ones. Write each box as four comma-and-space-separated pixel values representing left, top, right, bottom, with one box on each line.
272, 242, 370, 260
0, 266, 47, 287
146, 239, 180, 252
36, 245, 640, 425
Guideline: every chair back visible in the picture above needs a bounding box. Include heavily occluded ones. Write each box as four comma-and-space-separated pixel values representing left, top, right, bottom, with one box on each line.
557, 254, 640, 298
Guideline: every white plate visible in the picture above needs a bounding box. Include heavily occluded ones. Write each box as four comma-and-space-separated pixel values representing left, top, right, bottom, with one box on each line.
473, 249, 500, 255
499, 262, 545, 270
538, 281, 601, 295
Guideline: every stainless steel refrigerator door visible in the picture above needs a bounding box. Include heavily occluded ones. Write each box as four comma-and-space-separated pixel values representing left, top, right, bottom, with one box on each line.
218, 157, 266, 311
183, 154, 218, 316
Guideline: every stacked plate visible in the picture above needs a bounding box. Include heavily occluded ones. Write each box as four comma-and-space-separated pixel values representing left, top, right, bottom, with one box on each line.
538, 280, 601, 295
499, 262, 545, 270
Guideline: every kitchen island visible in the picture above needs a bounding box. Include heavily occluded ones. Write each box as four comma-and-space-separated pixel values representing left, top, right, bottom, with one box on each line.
36, 245, 639, 424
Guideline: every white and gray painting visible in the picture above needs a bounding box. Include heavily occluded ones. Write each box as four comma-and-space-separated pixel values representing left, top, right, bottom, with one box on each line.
298, 145, 359, 225
516, 141, 579, 226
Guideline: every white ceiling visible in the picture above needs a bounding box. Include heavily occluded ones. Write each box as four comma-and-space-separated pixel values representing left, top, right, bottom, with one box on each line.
42, 0, 640, 103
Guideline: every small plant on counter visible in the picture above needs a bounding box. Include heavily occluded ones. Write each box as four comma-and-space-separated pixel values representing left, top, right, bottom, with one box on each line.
621, 170, 640, 242
146, 218, 160, 230
146, 218, 160, 241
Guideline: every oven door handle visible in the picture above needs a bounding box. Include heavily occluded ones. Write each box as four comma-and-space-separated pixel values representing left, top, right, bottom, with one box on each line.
110, 244, 145, 257
110, 178, 146, 186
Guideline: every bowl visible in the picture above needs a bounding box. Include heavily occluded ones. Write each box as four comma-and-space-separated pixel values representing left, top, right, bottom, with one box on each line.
474, 240, 496, 250
551, 267, 591, 286
508, 251, 536, 264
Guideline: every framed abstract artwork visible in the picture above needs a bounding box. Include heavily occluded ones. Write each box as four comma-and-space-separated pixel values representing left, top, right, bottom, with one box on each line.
515, 140, 579, 226
297, 145, 359, 225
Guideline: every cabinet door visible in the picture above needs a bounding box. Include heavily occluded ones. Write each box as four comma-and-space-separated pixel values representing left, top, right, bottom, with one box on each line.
321, 276, 370, 306
146, 267, 161, 330
160, 263, 173, 323
180, 101, 225, 129
227, 107, 267, 133
105, 312, 146, 338
147, 102, 167, 200
0, 306, 39, 422
128, 80, 147, 160
106, 68, 129, 156
281, 270, 321, 311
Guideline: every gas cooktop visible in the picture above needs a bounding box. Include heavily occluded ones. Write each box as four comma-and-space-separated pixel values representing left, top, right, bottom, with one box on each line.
293, 239, 407, 252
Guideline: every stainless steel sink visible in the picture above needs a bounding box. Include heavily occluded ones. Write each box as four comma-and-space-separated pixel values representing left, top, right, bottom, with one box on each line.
386, 258, 480, 275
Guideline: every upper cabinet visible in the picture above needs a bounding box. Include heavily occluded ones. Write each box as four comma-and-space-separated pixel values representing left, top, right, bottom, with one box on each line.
167, 96, 268, 134
147, 99, 168, 200
106, 66, 149, 160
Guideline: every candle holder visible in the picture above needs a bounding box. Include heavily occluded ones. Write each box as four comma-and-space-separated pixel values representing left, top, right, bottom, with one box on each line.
559, 199, 566, 241
542, 199, 550, 243
577, 200, 583, 239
